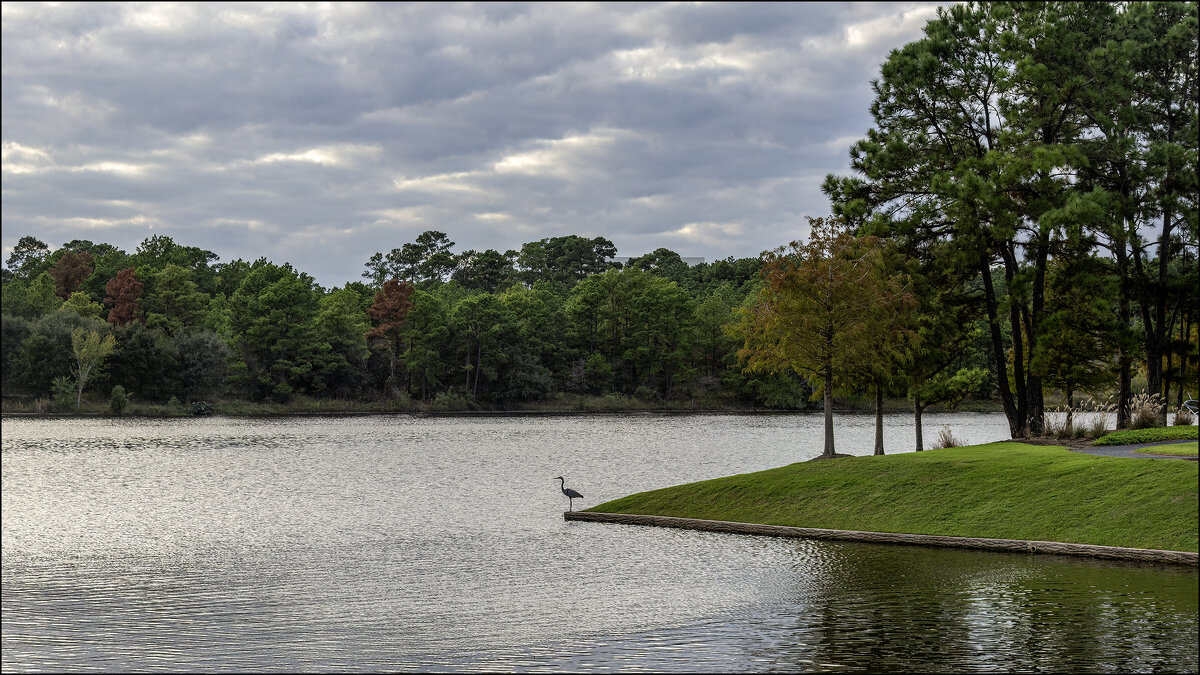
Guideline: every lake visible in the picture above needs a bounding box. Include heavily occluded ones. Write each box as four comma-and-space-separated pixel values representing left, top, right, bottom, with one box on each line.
2, 412, 1196, 672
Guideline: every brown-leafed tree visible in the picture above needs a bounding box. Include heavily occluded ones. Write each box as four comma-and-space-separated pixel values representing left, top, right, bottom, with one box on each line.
738, 217, 915, 458
50, 251, 94, 299
105, 268, 144, 326
366, 278, 415, 390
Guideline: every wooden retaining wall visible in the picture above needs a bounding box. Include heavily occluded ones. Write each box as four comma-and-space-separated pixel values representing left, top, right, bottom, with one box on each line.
564, 511, 1199, 567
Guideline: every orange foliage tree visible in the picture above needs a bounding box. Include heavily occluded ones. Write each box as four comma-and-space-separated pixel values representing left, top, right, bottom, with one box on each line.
738, 217, 915, 458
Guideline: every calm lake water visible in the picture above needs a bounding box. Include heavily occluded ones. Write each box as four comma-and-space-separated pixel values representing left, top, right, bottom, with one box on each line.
2, 412, 1196, 673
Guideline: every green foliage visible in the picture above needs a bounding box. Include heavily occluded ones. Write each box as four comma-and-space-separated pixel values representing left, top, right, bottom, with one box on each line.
5, 236, 50, 280
71, 328, 117, 410
190, 400, 214, 416
103, 323, 180, 401
315, 287, 371, 398
451, 249, 517, 292
518, 235, 617, 288
141, 264, 209, 336
176, 331, 228, 401
109, 385, 128, 415
61, 291, 104, 319
593, 442, 1199, 552
449, 292, 510, 400
567, 267, 695, 398
2, 273, 63, 319
228, 261, 328, 402
431, 390, 472, 412
364, 230, 457, 287
1, 314, 33, 392
130, 235, 219, 295
1094, 426, 1197, 446
51, 375, 75, 411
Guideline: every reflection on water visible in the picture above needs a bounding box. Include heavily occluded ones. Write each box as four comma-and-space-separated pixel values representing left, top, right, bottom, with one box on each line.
2, 414, 1196, 672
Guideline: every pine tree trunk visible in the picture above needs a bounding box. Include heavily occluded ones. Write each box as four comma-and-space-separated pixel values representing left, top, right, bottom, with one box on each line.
980, 262, 1020, 437
823, 363, 834, 457
1027, 227, 1049, 436
474, 340, 482, 399
914, 398, 924, 452
874, 384, 884, 455
1002, 247, 1029, 437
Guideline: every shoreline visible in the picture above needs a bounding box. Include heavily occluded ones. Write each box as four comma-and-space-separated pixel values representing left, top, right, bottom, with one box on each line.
564, 511, 1200, 567
0, 399, 1005, 419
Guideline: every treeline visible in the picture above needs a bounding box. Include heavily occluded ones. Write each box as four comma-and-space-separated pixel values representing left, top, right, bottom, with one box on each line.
2, 231, 877, 410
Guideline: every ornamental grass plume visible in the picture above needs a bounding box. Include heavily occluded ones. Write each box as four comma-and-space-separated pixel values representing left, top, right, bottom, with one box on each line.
1174, 403, 1195, 426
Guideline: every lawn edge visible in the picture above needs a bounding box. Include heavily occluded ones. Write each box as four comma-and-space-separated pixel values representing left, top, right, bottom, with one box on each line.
564, 511, 1199, 567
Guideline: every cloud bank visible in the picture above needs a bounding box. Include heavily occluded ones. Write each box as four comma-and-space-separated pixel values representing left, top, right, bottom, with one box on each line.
2, 1, 941, 286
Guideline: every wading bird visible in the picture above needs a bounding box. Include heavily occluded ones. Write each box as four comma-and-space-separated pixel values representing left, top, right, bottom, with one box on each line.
555, 476, 583, 512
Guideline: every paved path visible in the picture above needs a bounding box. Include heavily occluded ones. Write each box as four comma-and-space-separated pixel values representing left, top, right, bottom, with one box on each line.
1069, 440, 1198, 461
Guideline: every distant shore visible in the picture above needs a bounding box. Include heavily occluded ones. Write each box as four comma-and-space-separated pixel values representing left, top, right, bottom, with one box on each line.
0, 394, 1005, 418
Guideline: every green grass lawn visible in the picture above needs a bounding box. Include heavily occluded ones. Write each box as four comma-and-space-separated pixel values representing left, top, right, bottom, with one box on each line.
590, 442, 1198, 552
1095, 426, 1198, 445
1134, 442, 1199, 457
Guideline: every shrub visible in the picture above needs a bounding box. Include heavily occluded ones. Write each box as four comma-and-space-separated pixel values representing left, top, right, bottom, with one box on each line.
1094, 426, 1198, 446
109, 385, 128, 415
932, 425, 963, 449
1174, 404, 1194, 426
190, 400, 214, 416
51, 375, 75, 411
1129, 391, 1165, 429
431, 390, 471, 412
582, 392, 634, 411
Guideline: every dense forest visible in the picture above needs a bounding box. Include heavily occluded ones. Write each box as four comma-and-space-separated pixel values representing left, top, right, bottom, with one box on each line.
1, 1, 1197, 440
0, 231, 847, 411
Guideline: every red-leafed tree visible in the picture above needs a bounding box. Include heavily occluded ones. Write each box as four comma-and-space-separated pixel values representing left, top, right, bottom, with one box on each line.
50, 251, 94, 299
105, 267, 144, 326
366, 278, 415, 389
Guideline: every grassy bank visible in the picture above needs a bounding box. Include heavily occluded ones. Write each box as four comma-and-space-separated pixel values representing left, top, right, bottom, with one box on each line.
590, 442, 1199, 552
1135, 442, 1199, 457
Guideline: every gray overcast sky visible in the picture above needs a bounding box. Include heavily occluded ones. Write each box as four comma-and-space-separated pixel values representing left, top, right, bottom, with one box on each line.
2, 1, 941, 288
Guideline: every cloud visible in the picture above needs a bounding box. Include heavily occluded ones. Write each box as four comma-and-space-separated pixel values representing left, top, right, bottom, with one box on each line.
1, 1, 942, 286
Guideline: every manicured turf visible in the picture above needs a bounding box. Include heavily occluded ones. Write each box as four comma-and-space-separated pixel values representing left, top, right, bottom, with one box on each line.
1095, 426, 1198, 445
1134, 442, 1199, 457
590, 442, 1198, 552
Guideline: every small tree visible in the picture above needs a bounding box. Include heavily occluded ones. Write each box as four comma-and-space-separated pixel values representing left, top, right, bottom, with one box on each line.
71, 328, 117, 410
739, 217, 914, 458
109, 385, 129, 415
52, 375, 75, 411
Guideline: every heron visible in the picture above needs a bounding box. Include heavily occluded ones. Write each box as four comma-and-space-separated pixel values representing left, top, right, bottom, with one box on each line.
555, 476, 583, 512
